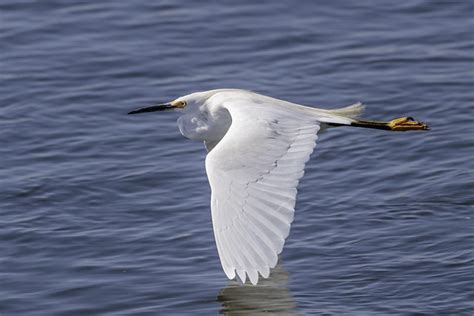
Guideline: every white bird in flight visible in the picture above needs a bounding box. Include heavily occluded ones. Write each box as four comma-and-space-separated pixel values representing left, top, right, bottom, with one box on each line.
128, 89, 428, 285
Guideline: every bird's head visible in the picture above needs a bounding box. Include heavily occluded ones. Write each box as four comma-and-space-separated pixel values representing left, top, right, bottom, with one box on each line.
128, 91, 215, 115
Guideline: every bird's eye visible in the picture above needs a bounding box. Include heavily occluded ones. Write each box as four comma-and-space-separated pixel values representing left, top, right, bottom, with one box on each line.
172, 100, 187, 108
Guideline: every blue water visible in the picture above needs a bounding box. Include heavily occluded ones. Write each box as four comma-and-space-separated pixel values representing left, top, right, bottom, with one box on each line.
1, 1, 473, 315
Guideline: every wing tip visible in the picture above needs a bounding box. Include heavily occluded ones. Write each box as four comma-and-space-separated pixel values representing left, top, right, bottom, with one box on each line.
226, 267, 276, 285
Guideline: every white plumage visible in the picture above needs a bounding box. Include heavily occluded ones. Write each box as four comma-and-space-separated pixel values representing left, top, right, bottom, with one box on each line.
176, 89, 361, 285
128, 88, 427, 285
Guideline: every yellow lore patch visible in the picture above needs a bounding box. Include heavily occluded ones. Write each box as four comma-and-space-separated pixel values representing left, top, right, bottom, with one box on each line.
171, 100, 187, 108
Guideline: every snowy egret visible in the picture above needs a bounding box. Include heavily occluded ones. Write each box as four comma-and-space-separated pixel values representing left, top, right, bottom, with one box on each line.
128, 89, 428, 285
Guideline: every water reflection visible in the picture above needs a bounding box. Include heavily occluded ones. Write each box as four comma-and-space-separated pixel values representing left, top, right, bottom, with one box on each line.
217, 263, 296, 315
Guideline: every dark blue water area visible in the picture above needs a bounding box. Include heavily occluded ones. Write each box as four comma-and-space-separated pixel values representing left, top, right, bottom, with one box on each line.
1, 1, 473, 315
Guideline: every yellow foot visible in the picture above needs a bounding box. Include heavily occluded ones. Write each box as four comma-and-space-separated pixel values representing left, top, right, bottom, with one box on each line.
388, 117, 429, 131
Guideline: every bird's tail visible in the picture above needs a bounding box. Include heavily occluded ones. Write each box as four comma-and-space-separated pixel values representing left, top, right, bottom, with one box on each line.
304, 102, 366, 126
329, 102, 365, 119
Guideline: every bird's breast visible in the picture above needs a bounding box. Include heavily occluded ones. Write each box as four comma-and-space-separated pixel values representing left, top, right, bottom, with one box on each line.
177, 108, 231, 143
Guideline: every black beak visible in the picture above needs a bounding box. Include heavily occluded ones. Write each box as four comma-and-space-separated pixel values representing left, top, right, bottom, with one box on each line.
128, 103, 174, 115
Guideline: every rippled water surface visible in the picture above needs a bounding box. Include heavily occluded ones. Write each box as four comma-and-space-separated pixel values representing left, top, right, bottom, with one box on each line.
1, 1, 473, 315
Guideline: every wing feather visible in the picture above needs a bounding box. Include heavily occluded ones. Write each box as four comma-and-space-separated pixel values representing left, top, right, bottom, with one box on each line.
206, 98, 320, 284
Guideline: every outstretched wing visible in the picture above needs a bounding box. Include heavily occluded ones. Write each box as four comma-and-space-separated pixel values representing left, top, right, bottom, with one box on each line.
205, 99, 321, 285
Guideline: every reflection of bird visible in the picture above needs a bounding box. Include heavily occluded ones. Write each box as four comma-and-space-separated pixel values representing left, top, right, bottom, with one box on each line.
218, 262, 296, 315
129, 89, 428, 285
